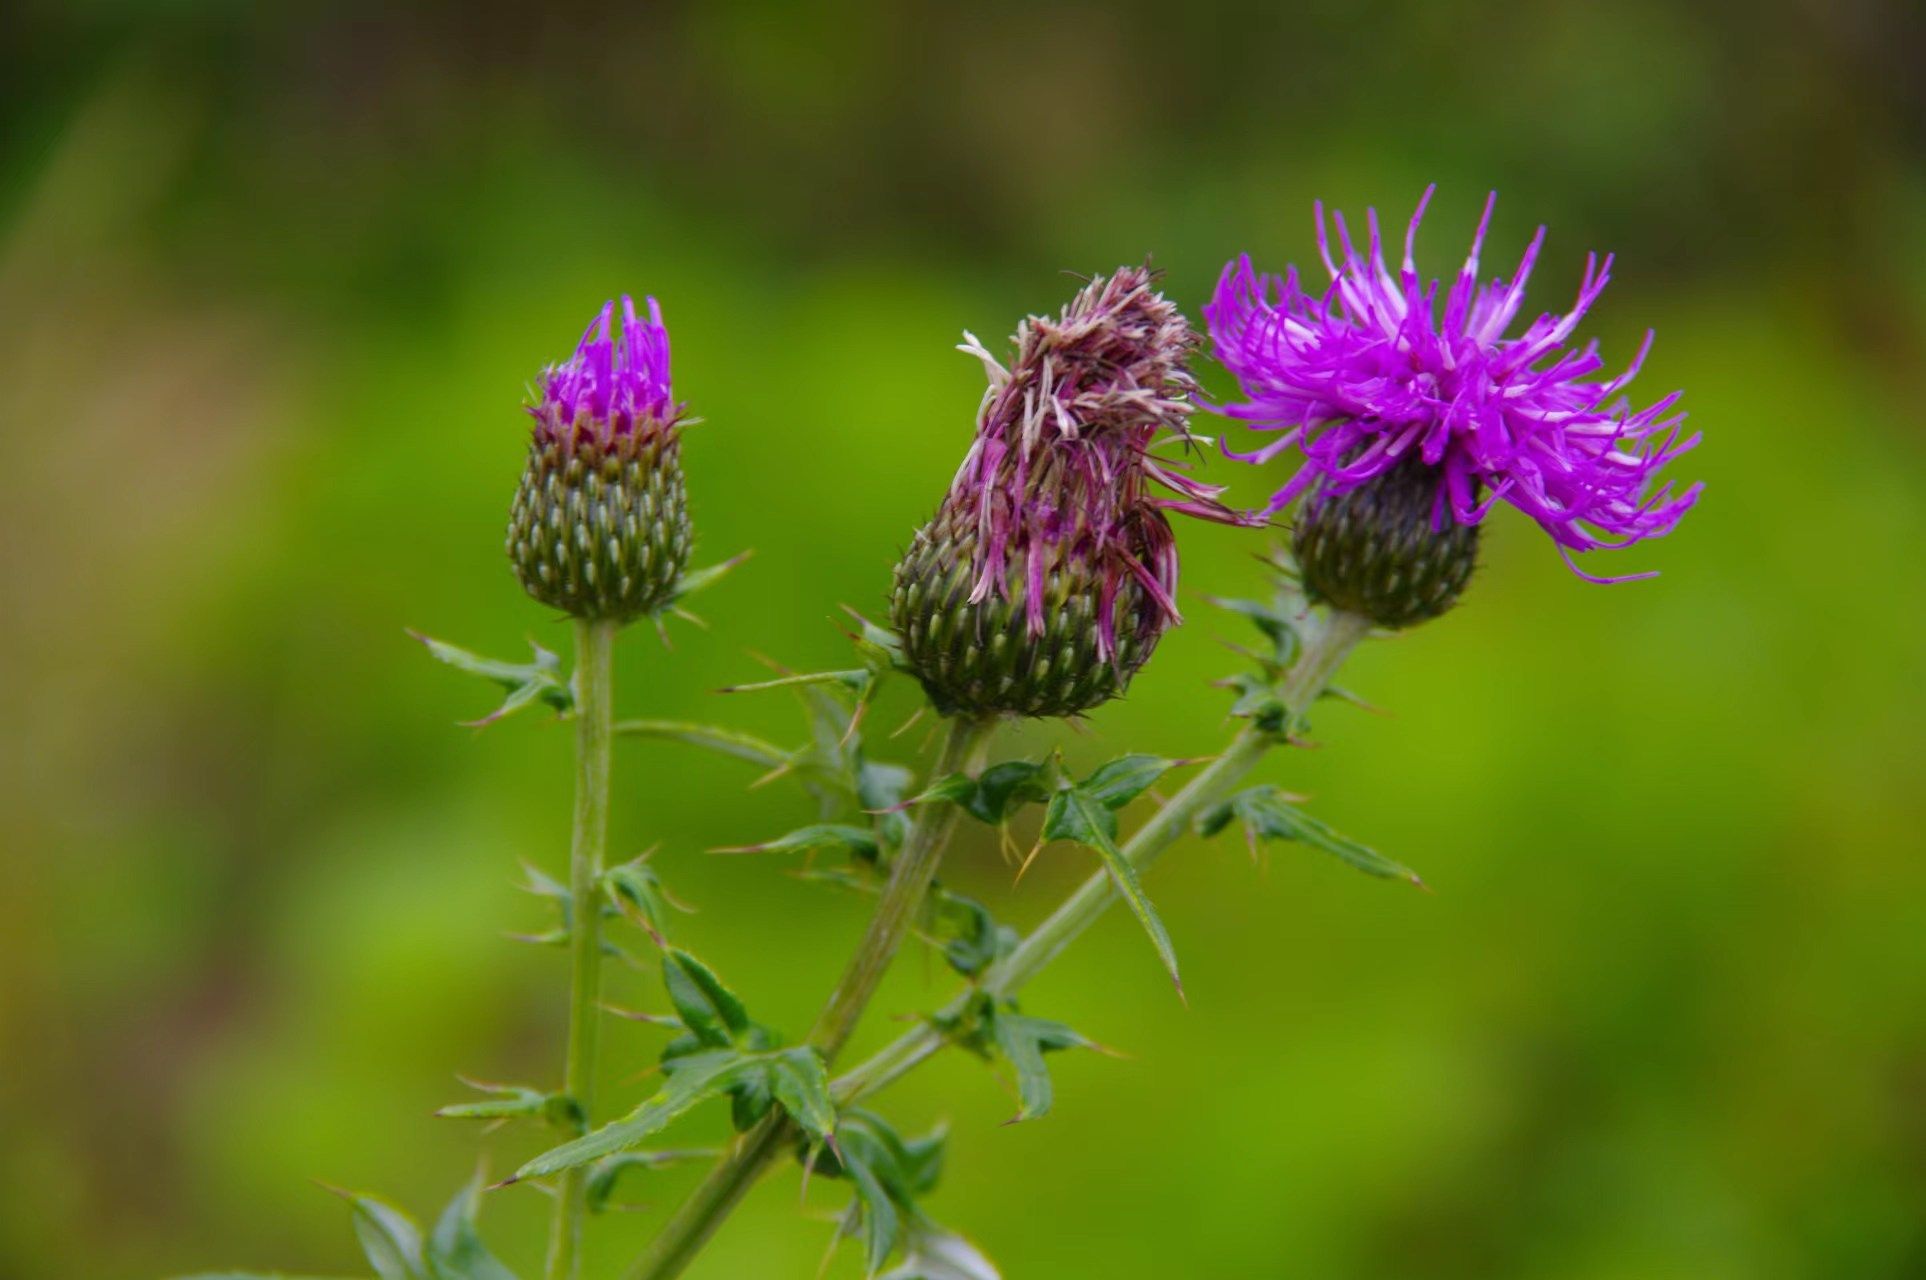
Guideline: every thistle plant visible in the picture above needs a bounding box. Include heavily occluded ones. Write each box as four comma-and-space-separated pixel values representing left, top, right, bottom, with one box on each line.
185, 194, 1700, 1280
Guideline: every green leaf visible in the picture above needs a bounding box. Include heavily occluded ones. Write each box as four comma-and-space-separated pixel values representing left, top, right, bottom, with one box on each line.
929, 890, 1016, 979
603, 856, 685, 944
723, 668, 870, 696
408, 633, 571, 726
834, 1132, 902, 1276
712, 823, 878, 862
1078, 755, 1182, 810
668, 550, 752, 603
912, 760, 1054, 825
426, 1176, 517, 1280
879, 1225, 1002, 1280
660, 951, 751, 1047
984, 1007, 1097, 1122
434, 1079, 549, 1122
610, 720, 789, 769
583, 1149, 719, 1213
341, 1191, 424, 1280
1042, 787, 1181, 994
964, 760, 1054, 824
765, 1046, 836, 1142
513, 1051, 757, 1181
1217, 786, 1425, 886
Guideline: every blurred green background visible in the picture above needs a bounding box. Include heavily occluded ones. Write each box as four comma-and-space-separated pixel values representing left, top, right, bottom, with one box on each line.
5, 2, 1926, 1277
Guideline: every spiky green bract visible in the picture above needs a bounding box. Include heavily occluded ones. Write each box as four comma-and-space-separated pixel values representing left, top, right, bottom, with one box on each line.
508, 429, 691, 622
1292, 452, 1479, 629
891, 501, 1165, 718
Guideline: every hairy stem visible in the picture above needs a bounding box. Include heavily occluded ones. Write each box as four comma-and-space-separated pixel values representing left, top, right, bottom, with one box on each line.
628, 713, 996, 1280
545, 617, 618, 1280
835, 606, 1372, 1102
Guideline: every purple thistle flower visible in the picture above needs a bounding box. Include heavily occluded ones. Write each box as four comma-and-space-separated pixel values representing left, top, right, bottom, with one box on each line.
1205, 187, 1701, 581
507, 295, 693, 621
891, 266, 1254, 718
949, 265, 1249, 657
528, 295, 681, 444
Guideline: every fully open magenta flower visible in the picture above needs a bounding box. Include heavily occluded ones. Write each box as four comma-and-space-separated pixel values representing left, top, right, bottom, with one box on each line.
891, 266, 1251, 717
508, 296, 693, 621
1206, 188, 1701, 584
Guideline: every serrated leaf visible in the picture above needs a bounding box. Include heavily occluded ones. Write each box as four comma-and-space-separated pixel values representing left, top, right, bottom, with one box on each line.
660, 951, 750, 1047
610, 720, 789, 769
409, 633, 571, 726
426, 1176, 517, 1280
713, 823, 878, 861
513, 1051, 756, 1180
1224, 787, 1424, 886
765, 1047, 836, 1142
1042, 788, 1181, 993
343, 1192, 424, 1280
1078, 755, 1181, 810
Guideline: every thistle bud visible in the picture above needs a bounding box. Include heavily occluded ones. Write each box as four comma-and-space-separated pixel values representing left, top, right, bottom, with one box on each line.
890, 267, 1250, 718
507, 296, 692, 622
1291, 452, 1479, 628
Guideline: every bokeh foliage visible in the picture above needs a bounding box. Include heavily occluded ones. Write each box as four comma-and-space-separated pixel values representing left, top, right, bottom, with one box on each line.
3, 1, 1925, 1277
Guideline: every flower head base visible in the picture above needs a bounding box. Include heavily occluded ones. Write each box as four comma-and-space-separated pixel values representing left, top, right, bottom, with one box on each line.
508, 296, 692, 622
1206, 188, 1701, 586
891, 266, 1247, 718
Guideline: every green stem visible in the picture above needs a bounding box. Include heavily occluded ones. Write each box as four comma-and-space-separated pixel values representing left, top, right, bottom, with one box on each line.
833, 607, 1372, 1103
628, 713, 996, 1280
545, 617, 618, 1280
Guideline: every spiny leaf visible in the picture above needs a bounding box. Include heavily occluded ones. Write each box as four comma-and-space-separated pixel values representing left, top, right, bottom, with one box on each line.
712, 824, 878, 861
764, 1047, 836, 1142
668, 550, 752, 604
1078, 755, 1183, 810
1042, 787, 1181, 994
425, 1175, 516, 1280
911, 759, 1054, 825
584, 1149, 720, 1214
336, 1190, 423, 1280
611, 720, 789, 769
603, 856, 686, 944
409, 633, 571, 726
434, 1079, 549, 1122
723, 668, 870, 696
929, 890, 1017, 978
1215, 786, 1425, 886
512, 1051, 756, 1181
660, 951, 750, 1047
985, 1007, 1098, 1123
